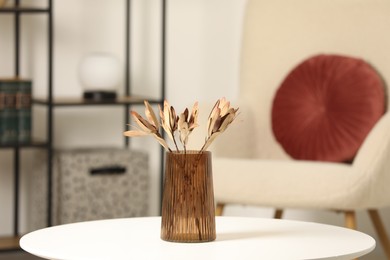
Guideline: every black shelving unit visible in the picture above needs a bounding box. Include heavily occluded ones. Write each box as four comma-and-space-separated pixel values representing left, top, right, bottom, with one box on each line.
0, 0, 53, 251
0, 0, 166, 251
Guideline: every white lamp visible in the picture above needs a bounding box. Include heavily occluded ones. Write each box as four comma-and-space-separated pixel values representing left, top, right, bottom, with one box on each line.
79, 52, 121, 101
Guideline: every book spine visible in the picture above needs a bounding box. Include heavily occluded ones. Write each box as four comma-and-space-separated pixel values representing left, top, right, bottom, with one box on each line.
16, 80, 32, 143
0, 80, 18, 144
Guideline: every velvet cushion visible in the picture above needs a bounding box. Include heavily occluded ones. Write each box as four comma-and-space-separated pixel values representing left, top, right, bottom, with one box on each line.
272, 54, 386, 162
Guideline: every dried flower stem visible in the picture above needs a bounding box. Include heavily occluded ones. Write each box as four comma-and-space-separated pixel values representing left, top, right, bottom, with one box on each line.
173, 135, 180, 152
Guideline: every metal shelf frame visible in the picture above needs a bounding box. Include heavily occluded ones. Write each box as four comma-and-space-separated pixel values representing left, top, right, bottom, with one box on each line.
0, 0, 53, 239
0, 0, 166, 251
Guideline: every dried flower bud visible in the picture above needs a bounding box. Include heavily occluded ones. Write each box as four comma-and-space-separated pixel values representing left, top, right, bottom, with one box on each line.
202, 98, 239, 151
177, 102, 200, 149
124, 101, 170, 151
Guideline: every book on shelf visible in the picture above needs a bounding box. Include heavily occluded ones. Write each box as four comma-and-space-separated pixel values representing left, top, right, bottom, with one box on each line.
0, 78, 32, 145
16, 79, 32, 143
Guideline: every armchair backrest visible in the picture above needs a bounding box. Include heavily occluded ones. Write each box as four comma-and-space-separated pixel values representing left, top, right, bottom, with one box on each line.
352, 112, 390, 207
354, 112, 390, 169
239, 0, 390, 160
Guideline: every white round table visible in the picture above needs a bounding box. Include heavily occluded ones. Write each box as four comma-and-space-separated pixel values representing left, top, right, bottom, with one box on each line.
20, 216, 375, 260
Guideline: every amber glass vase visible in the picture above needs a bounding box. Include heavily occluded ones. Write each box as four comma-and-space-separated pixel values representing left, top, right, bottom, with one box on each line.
160, 150, 216, 242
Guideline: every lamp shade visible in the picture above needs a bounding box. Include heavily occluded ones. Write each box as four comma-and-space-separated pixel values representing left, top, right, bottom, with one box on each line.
79, 53, 121, 92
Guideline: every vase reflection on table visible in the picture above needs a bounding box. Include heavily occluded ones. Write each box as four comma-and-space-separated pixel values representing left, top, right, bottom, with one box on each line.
124, 98, 238, 243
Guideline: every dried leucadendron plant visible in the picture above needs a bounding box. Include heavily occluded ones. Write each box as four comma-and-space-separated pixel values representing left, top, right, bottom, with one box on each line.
124, 98, 239, 152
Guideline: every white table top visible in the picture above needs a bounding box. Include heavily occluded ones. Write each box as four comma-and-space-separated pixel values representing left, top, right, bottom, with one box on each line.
20, 216, 375, 260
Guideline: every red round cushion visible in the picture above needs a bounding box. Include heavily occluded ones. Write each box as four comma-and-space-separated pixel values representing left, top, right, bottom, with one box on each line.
271, 54, 386, 162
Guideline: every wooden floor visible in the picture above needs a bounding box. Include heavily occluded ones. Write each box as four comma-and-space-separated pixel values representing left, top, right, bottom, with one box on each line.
0, 236, 42, 260
0, 252, 42, 260
0, 236, 21, 251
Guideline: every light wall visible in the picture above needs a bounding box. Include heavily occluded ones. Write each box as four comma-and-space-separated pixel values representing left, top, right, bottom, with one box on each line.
0, 0, 244, 234
0, 0, 389, 258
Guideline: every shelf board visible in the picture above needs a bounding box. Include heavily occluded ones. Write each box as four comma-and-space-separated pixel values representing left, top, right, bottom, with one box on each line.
0, 139, 48, 149
33, 96, 162, 107
0, 236, 21, 252
0, 7, 50, 14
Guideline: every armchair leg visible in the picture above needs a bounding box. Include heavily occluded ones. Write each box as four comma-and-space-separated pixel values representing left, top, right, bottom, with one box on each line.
215, 203, 225, 216
368, 209, 390, 260
274, 209, 284, 219
344, 211, 357, 229
344, 211, 358, 260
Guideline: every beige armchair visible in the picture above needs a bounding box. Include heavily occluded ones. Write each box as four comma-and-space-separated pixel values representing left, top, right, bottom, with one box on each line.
211, 0, 390, 258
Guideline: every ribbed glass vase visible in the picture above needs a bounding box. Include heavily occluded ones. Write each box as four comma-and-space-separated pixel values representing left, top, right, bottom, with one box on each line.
160, 151, 216, 242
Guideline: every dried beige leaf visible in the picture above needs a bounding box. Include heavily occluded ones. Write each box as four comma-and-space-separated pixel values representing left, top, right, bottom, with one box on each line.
144, 101, 159, 128
160, 102, 175, 141
179, 123, 189, 146
152, 133, 171, 151
207, 107, 221, 137
131, 111, 154, 133
189, 102, 199, 130
123, 130, 148, 137
202, 132, 221, 151
169, 106, 178, 131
